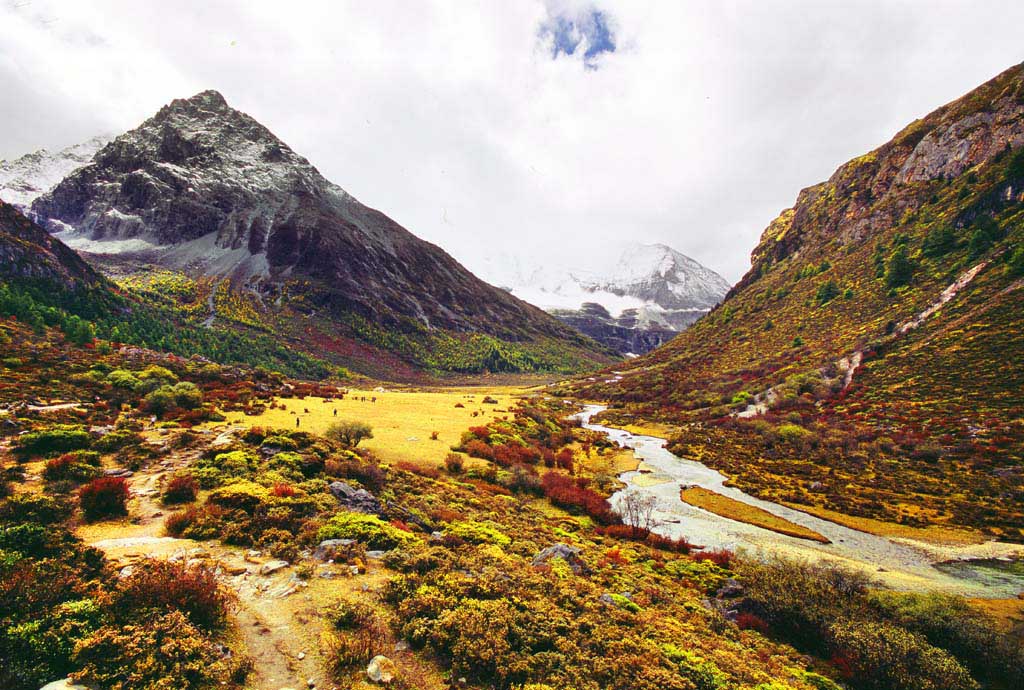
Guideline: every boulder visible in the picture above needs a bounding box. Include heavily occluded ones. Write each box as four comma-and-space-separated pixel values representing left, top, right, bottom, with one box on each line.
259, 559, 289, 575
328, 481, 381, 514
531, 543, 590, 575
313, 538, 357, 562
367, 655, 397, 683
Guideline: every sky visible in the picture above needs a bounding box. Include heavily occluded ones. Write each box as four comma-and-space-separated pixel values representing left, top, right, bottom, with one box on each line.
1, 1, 1023, 284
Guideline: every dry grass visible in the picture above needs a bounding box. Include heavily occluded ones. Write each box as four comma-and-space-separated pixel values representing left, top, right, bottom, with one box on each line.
213, 387, 523, 468
780, 501, 987, 546
966, 597, 1024, 632
680, 487, 831, 543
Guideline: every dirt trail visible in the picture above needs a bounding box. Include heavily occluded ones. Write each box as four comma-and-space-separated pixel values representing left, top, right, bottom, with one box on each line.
76, 434, 347, 690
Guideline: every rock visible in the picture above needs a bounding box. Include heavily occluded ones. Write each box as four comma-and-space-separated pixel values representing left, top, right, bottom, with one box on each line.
328, 481, 382, 514
223, 563, 248, 576
104, 468, 133, 478
531, 543, 591, 575
259, 560, 289, 575
716, 578, 744, 599
313, 538, 357, 562
365, 550, 386, 560
245, 549, 262, 562
366, 655, 397, 683
306, 678, 315, 688
39, 679, 91, 690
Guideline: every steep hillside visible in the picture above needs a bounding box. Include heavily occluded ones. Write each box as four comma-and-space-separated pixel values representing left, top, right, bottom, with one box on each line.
0, 200, 104, 288
577, 63, 1024, 539
0, 201, 339, 377
29, 91, 611, 378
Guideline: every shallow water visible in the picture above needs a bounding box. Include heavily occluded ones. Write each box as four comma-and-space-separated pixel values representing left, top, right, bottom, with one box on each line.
577, 405, 1024, 598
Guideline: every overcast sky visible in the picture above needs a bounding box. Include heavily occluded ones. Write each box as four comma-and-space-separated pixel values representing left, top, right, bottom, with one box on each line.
1, 1, 1022, 283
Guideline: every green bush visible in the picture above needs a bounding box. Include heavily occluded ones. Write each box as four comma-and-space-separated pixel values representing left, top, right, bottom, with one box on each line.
318, 512, 417, 550
445, 520, 511, 547
325, 420, 374, 448
828, 620, 976, 690
13, 426, 91, 458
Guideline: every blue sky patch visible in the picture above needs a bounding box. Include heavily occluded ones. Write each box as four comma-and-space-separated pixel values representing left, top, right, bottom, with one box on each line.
541, 6, 616, 69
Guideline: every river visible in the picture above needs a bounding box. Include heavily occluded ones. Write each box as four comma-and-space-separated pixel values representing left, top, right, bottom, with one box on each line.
576, 404, 1024, 598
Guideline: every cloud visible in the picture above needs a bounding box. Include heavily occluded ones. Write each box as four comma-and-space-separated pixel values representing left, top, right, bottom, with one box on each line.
1, 1, 1023, 285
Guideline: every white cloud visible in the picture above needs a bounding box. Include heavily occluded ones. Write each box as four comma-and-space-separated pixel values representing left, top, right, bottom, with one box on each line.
1, 0, 1022, 283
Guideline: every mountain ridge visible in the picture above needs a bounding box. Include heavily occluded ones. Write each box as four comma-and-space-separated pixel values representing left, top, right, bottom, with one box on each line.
573, 62, 1024, 538
27, 90, 613, 377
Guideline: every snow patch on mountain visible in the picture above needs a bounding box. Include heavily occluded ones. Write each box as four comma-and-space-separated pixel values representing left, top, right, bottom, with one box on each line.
0, 136, 112, 208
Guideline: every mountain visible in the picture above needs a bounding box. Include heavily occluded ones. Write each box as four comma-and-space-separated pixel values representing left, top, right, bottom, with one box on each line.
484, 242, 730, 355
0, 199, 104, 289
28, 91, 612, 378
0, 135, 111, 209
575, 63, 1024, 539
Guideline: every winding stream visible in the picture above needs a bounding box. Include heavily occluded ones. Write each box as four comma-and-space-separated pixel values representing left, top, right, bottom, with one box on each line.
577, 405, 1024, 598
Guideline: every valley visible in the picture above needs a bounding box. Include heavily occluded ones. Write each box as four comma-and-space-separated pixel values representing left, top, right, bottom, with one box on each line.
1, 33, 1023, 690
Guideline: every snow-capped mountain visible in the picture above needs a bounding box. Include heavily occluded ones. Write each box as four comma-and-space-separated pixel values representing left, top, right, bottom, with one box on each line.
477, 242, 731, 354
0, 136, 111, 209
25, 90, 609, 374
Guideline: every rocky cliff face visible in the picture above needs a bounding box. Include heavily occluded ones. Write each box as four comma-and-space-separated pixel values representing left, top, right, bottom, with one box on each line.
30, 91, 602, 351
549, 302, 677, 356
741, 64, 1024, 296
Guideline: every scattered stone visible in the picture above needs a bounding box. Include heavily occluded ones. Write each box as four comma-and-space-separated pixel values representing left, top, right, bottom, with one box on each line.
365, 550, 386, 560
348, 565, 360, 576
223, 563, 248, 576
259, 560, 289, 575
118, 565, 134, 579
328, 481, 382, 514
531, 543, 590, 575
297, 651, 306, 660
366, 655, 397, 683
313, 538, 357, 562
245, 550, 262, 562
715, 578, 744, 598
104, 468, 133, 478
306, 678, 315, 688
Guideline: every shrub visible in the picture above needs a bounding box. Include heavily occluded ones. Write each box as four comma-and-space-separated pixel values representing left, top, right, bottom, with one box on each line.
317, 512, 417, 550
692, 547, 733, 568
43, 454, 102, 483
92, 429, 142, 453
325, 420, 374, 448
816, 280, 840, 305
885, 246, 915, 287
79, 477, 130, 521
445, 520, 511, 547
444, 452, 465, 474
162, 474, 199, 504
0, 493, 73, 524
113, 559, 233, 630
72, 611, 235, 690
828, 620, 976, 690
541, 473, 618, 525
13, 426, 91, 458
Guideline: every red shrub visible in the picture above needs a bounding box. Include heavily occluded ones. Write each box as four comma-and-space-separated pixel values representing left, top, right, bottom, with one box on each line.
692, 547, 733, 568
467, 426, 490, 440
397, 461, 441, 479
555, 448, 575, 471
271, 483, 297, 498
162, 474, 199, 504
79, 476, 130, 521
735, 612, 770, 634
645, 532, 694, 554
492, 443, 541, 468
541, 473, 618, 525
115, 559, 234, 630
464, 439, 494, 461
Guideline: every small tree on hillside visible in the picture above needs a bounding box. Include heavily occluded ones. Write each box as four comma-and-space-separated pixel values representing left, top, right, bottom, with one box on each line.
620, 492, 659, 538
326, 420, 374, 448
885, 246, 915, 288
